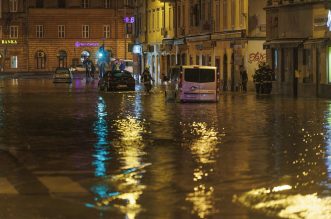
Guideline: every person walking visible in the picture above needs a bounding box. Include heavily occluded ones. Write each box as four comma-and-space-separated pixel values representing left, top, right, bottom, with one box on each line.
141, 66, 154, 93
240, 65, 248, 92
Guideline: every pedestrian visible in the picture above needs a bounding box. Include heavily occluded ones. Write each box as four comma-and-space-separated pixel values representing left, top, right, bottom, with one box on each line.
141, 66, 154, 93
240, 65, 248, 92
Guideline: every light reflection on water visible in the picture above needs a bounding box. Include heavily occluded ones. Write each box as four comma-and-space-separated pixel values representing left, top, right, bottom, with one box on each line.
182, 122, 222, 218
235, 102, 331, 219
235, 184, 331, 219
89, 96, 112, 202
92, 115, 147, 219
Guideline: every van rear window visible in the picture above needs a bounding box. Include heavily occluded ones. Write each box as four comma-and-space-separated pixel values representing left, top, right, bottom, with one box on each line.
184, 68, 215, 83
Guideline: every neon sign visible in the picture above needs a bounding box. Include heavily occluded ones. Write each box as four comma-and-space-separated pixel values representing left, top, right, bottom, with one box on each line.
327, 10, 331, 31
75, 41, 100, 47
1, 40, 18, 45
124, 16, 135, 23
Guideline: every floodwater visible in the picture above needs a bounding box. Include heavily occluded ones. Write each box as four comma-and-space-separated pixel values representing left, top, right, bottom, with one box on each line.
0, 78, 331, 219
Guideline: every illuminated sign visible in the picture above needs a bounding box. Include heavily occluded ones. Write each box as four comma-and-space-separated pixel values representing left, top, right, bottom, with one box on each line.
75, 41, 100, 47
327, 10, 331, 31
132, 45, 141, 54
124, 16, 135, 23
1, 40, 18, 45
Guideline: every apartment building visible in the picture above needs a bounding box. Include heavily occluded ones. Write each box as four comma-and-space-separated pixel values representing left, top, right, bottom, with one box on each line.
133, 0, 175, 84
173, 0, 266, 91
0, 0, 28, 72
0, 0, 133, 73
28, 0, 133, 73
265, 0, 331, 98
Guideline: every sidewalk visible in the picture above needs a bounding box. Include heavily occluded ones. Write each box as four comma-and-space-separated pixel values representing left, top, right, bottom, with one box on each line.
0, 72, 87, 80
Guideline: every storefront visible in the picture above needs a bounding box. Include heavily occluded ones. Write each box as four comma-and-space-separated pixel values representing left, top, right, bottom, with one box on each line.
0, 39, 27, 73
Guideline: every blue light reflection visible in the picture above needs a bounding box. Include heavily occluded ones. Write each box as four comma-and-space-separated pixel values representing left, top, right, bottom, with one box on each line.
91, 96, 112, 200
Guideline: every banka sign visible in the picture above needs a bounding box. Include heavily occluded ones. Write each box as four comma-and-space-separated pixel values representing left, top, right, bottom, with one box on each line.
1, 40, 18, 44
75, 41, 100, 47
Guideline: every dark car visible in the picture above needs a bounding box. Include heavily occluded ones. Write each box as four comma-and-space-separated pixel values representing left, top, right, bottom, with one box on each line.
53, 67, 73, 83
99, 70, 135, 91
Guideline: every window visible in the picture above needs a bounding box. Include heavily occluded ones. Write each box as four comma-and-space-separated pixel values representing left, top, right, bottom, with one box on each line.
10, 26, 18, 38
178, 5, 181, 27
57, 50, 67, 67
201, 0, 205, 21
58, 0, 66, 8
103, 25, 110, 38
9, 0, 18, 12
223, 0, 227, 29
36, 51, 46, 69
157, 9, 160, 31
81, 0, 89, 8
303, 49, 312, 83
36, 0, 44, 8
169, 7, 173, 30
82, 25, 89, 38
105, 0, 111, 8
239, 0, 244, 27
148, 11, 151, 32
152, 10, 155, 31
184, 69, 215, 83
36, 25, 44, 38
11, 56, 18, 68
58, 25, 65, 38
215, 0, 220, 32
231, 0, 235, 28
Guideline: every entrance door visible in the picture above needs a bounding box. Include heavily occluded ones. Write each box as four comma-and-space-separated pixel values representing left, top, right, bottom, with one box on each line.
293, 48, 298, 97
231, 53, 235, 91
215, 57, 221, 91
316, 48, 320, 97
223, 54, 228, 91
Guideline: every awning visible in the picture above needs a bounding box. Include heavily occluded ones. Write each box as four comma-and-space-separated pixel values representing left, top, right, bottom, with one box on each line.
263, 39, 304, 48
303, 38, 329, 46
174, 38, 185, 45
186, 35, 211, 42
162, 38, 174, 45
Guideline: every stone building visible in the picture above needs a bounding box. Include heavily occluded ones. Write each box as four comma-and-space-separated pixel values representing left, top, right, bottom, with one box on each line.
265, 0, 331, 97
0, 0, 133, 73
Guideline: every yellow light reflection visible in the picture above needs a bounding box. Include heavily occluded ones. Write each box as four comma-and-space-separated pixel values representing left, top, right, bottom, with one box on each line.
95, 116, 147, 219
184, 122, 220, 218
235, 185, 331, 219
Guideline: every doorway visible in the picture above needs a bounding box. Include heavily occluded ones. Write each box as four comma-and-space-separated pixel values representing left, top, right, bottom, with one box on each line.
223, 53, 228, 91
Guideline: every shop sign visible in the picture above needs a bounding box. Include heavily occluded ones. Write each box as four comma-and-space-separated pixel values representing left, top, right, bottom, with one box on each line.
75, 41, 100, 47
1, 40, 18, 45
132, 45, 141, 54
124, 17, 135, 23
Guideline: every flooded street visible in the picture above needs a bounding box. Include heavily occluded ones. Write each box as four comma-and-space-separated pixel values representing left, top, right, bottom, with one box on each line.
0, 78, 331, 219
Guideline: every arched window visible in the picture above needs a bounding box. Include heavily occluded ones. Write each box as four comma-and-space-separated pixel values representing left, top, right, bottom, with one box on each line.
57, 50, 67, 67
36, 50, 46, 69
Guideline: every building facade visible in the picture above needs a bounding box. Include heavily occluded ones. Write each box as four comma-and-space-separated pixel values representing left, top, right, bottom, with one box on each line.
175, 0, 266, 91
0, 0, 133, 73
133, 0, 175, 84
133, 0, 266, 89
265, 0, 331, 98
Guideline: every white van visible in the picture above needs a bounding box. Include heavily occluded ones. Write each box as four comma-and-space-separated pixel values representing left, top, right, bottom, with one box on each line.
174, 65, 219, 102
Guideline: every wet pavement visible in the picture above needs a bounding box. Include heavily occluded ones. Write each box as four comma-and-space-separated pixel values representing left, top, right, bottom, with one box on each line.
0, 78, 331, 219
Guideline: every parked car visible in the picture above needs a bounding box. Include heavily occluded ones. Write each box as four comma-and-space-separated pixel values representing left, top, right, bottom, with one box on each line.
53, 67, 73, 83
99, 70, 135, 91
